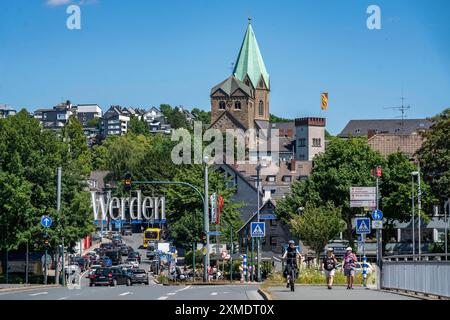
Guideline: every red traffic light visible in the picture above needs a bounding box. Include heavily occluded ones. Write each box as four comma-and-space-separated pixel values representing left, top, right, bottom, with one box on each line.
375, 166, 382, 177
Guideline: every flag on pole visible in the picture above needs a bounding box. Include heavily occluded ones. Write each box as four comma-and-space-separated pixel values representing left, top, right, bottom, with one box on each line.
216, 195, 224, 225
321, 92, 328, 110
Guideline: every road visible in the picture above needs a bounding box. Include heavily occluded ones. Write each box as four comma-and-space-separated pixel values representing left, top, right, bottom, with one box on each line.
0, 232, 261, 300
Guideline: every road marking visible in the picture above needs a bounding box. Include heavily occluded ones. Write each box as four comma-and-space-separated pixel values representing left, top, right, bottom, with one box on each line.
211, 292, 218, 296
175, 285, 191, 293
29, 292, 48, 296
167, 292, 176, 295
57, 296, 69, 300
119, 292, 133, 296
157, 296, 168, 300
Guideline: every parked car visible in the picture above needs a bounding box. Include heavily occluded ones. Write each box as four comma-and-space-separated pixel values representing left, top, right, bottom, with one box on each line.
129, 269, 149, 285
89, 267, 132, 287
125, 258, 139, 268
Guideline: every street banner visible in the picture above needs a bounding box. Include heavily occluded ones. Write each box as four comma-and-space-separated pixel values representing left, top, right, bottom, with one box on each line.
216, 195, 224, 225
321, 92, 328, 110
210, 192, 217, 223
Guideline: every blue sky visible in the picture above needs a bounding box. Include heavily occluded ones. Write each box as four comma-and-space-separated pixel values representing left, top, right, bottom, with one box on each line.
0, 0, 449, 134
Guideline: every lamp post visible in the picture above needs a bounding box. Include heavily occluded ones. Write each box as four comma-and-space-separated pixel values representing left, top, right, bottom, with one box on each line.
255, 162, 267, 282
203, 156, 210, 283
411, 173, 416, 258
412, 169, 421, 258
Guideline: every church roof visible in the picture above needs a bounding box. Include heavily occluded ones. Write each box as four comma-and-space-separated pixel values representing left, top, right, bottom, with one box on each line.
211, 75, 252, 97
233, 21, 270, 89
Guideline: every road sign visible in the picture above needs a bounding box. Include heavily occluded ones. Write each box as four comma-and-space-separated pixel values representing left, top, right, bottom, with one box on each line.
372, 220, 383, 229
259, 214, 277, 220
208, 231, 223, 236
250, 222, 265, 237
371, 209, 383, 220
350, 200, 376, 208
356, 218, 371, 234
41, 216, 52, 228
201, 247, 207, 255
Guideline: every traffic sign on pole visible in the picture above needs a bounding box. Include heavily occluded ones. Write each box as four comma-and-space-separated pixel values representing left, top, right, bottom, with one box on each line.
372, 220, 383, 229
371, 209, 383, 220
41, 216, 52, 228
356, 218, 371, 234
250, 222, 265, 237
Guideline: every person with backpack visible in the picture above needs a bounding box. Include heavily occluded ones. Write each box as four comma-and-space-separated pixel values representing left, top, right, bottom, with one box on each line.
322, 248, 337, 289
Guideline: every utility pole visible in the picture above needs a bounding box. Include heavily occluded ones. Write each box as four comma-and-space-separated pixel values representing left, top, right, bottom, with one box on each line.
55, 167, 62, 285
375, 166, 382, 269
411, 175, 415, 258
203, 157, 210, 283
61, 237, 65, 287
417, 162, 422, 257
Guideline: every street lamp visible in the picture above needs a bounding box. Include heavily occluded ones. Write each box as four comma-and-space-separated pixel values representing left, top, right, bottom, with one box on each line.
410, 172, 417, 258
412, 169, 421, 257
255, 162, 268, 282
203, 155, 210, 283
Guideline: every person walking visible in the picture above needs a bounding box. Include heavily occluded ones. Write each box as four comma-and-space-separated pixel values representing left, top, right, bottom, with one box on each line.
343, 247, 357, 289
322, 248, 337, 289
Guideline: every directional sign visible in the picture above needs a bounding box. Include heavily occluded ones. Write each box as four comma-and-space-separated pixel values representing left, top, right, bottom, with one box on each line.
372, 220, 383, 229
208, 231, 223, 236
371, 209, 383, 221
350, 200, 376, 208
41, 216, 52, 228
259, 214, 277, 220
201, 247, 207, 255
250, 222, 265, 237
356, 218, 371, 234
350, 187, 376, 199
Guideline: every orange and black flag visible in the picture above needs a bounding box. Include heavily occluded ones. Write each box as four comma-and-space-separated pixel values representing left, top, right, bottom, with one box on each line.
321, 92, 328, 110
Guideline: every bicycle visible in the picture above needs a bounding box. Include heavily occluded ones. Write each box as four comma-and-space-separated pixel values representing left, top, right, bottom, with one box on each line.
286, 264, 297, 292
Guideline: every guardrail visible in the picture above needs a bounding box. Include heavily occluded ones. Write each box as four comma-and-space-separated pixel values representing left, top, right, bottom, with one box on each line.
382, 254, 450, 298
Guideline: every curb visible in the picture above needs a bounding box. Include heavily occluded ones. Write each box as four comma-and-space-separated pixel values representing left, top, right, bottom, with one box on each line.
257, 288, 272, 300
0, 284, 60, 294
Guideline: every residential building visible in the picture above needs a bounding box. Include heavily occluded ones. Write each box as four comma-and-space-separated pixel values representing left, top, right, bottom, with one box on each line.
34, 100, 74, 132
100, 106, 130, 137
143, 107, 172, 134
0, 105, 17, 118
75, 104, 102, 127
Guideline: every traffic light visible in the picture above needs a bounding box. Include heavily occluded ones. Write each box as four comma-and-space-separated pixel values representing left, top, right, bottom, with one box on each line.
201, 231, 207, 244
124, 173, 132, 192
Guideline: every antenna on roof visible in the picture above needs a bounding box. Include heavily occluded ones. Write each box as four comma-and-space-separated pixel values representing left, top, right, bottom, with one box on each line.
384, 96, 411, 131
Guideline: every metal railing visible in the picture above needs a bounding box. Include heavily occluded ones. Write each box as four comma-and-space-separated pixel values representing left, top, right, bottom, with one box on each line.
382, 254, 450, 298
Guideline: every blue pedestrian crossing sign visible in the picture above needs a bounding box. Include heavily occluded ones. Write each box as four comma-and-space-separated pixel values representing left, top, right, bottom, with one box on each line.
371, 209, 383, 221
250, 222, 265, 237
41, 216, 52, 228
356, 218, 371, 234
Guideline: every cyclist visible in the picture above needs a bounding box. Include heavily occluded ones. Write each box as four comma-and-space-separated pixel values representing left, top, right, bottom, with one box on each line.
282, 240, 302, 288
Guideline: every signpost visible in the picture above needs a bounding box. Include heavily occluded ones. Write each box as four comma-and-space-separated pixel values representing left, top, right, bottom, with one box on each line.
350, 187, 376, 208
250, 222, 265, 238
41, 216, 52, 285
259, 214, 277, 220
372, 220, 383, 229
371, 209, 383, 220
356, 218, 371, 234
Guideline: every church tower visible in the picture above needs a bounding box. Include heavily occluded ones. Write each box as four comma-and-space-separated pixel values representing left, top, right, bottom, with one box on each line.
210, 19, 270, 131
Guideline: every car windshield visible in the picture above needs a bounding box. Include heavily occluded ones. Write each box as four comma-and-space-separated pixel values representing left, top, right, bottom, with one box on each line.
95, 268, 111, 275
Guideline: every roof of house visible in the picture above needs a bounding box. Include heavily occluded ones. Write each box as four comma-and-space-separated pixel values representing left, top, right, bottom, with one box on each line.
211, 75, 252, 97
237, 198, 277, 233
208, 110, 247, 130
233, 20, 270, 89
338, 119, 432, 138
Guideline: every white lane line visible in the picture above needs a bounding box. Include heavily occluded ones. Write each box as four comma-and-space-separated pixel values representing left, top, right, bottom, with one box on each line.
157, 296, 168, 300
210, 292, 218, 296
119, 292, 133, 296
175, 285, 192, 293
29, 291, 48, 296
57, 296, 69, 300
167, 292, 176, 296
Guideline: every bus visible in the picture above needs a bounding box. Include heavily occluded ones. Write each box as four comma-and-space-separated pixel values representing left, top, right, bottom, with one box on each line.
143, 228, 161, 249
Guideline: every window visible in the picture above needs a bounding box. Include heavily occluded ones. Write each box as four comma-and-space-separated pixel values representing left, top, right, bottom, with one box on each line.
234, 101, 241, 110
270, 219, 278, 227
312, 138, 322, 147
355, 129, 361, 134
298, 138, 306, 147
219, 101, 226, 110
266, 176, 276, 182
282, 175, 292, 182
258, 101, 264, 116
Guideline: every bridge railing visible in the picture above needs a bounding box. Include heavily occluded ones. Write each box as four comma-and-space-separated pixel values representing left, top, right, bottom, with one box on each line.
382, 254, 450, 298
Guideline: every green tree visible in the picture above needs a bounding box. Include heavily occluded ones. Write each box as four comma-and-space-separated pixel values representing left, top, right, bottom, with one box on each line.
269, 114, 293, 123
86, 118, 100, 128
416, 108, 450, 201
191, 108, 211, 124
290, 202, 346, 260
128, 116, 148, 136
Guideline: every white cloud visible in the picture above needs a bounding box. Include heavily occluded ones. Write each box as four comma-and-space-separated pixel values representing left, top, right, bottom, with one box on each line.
46, 0, 72, 6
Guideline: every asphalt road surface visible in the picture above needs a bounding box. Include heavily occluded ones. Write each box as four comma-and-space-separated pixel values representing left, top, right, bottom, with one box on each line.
0, 233, 261, 300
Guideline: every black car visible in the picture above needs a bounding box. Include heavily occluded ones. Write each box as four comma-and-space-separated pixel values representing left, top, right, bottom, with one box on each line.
118, 245, 129, 256
122, 228, 132, 236
100, 243, 114, 251
129, 269, 149, 285
104, 249, 122, 265
89, 267, 132, 287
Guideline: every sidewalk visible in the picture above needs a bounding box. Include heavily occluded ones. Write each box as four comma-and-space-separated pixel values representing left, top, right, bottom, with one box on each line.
0, 284, 59, 293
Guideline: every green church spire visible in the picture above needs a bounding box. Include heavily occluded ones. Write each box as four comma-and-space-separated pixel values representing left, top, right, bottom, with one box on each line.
233, 19, 270, 89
